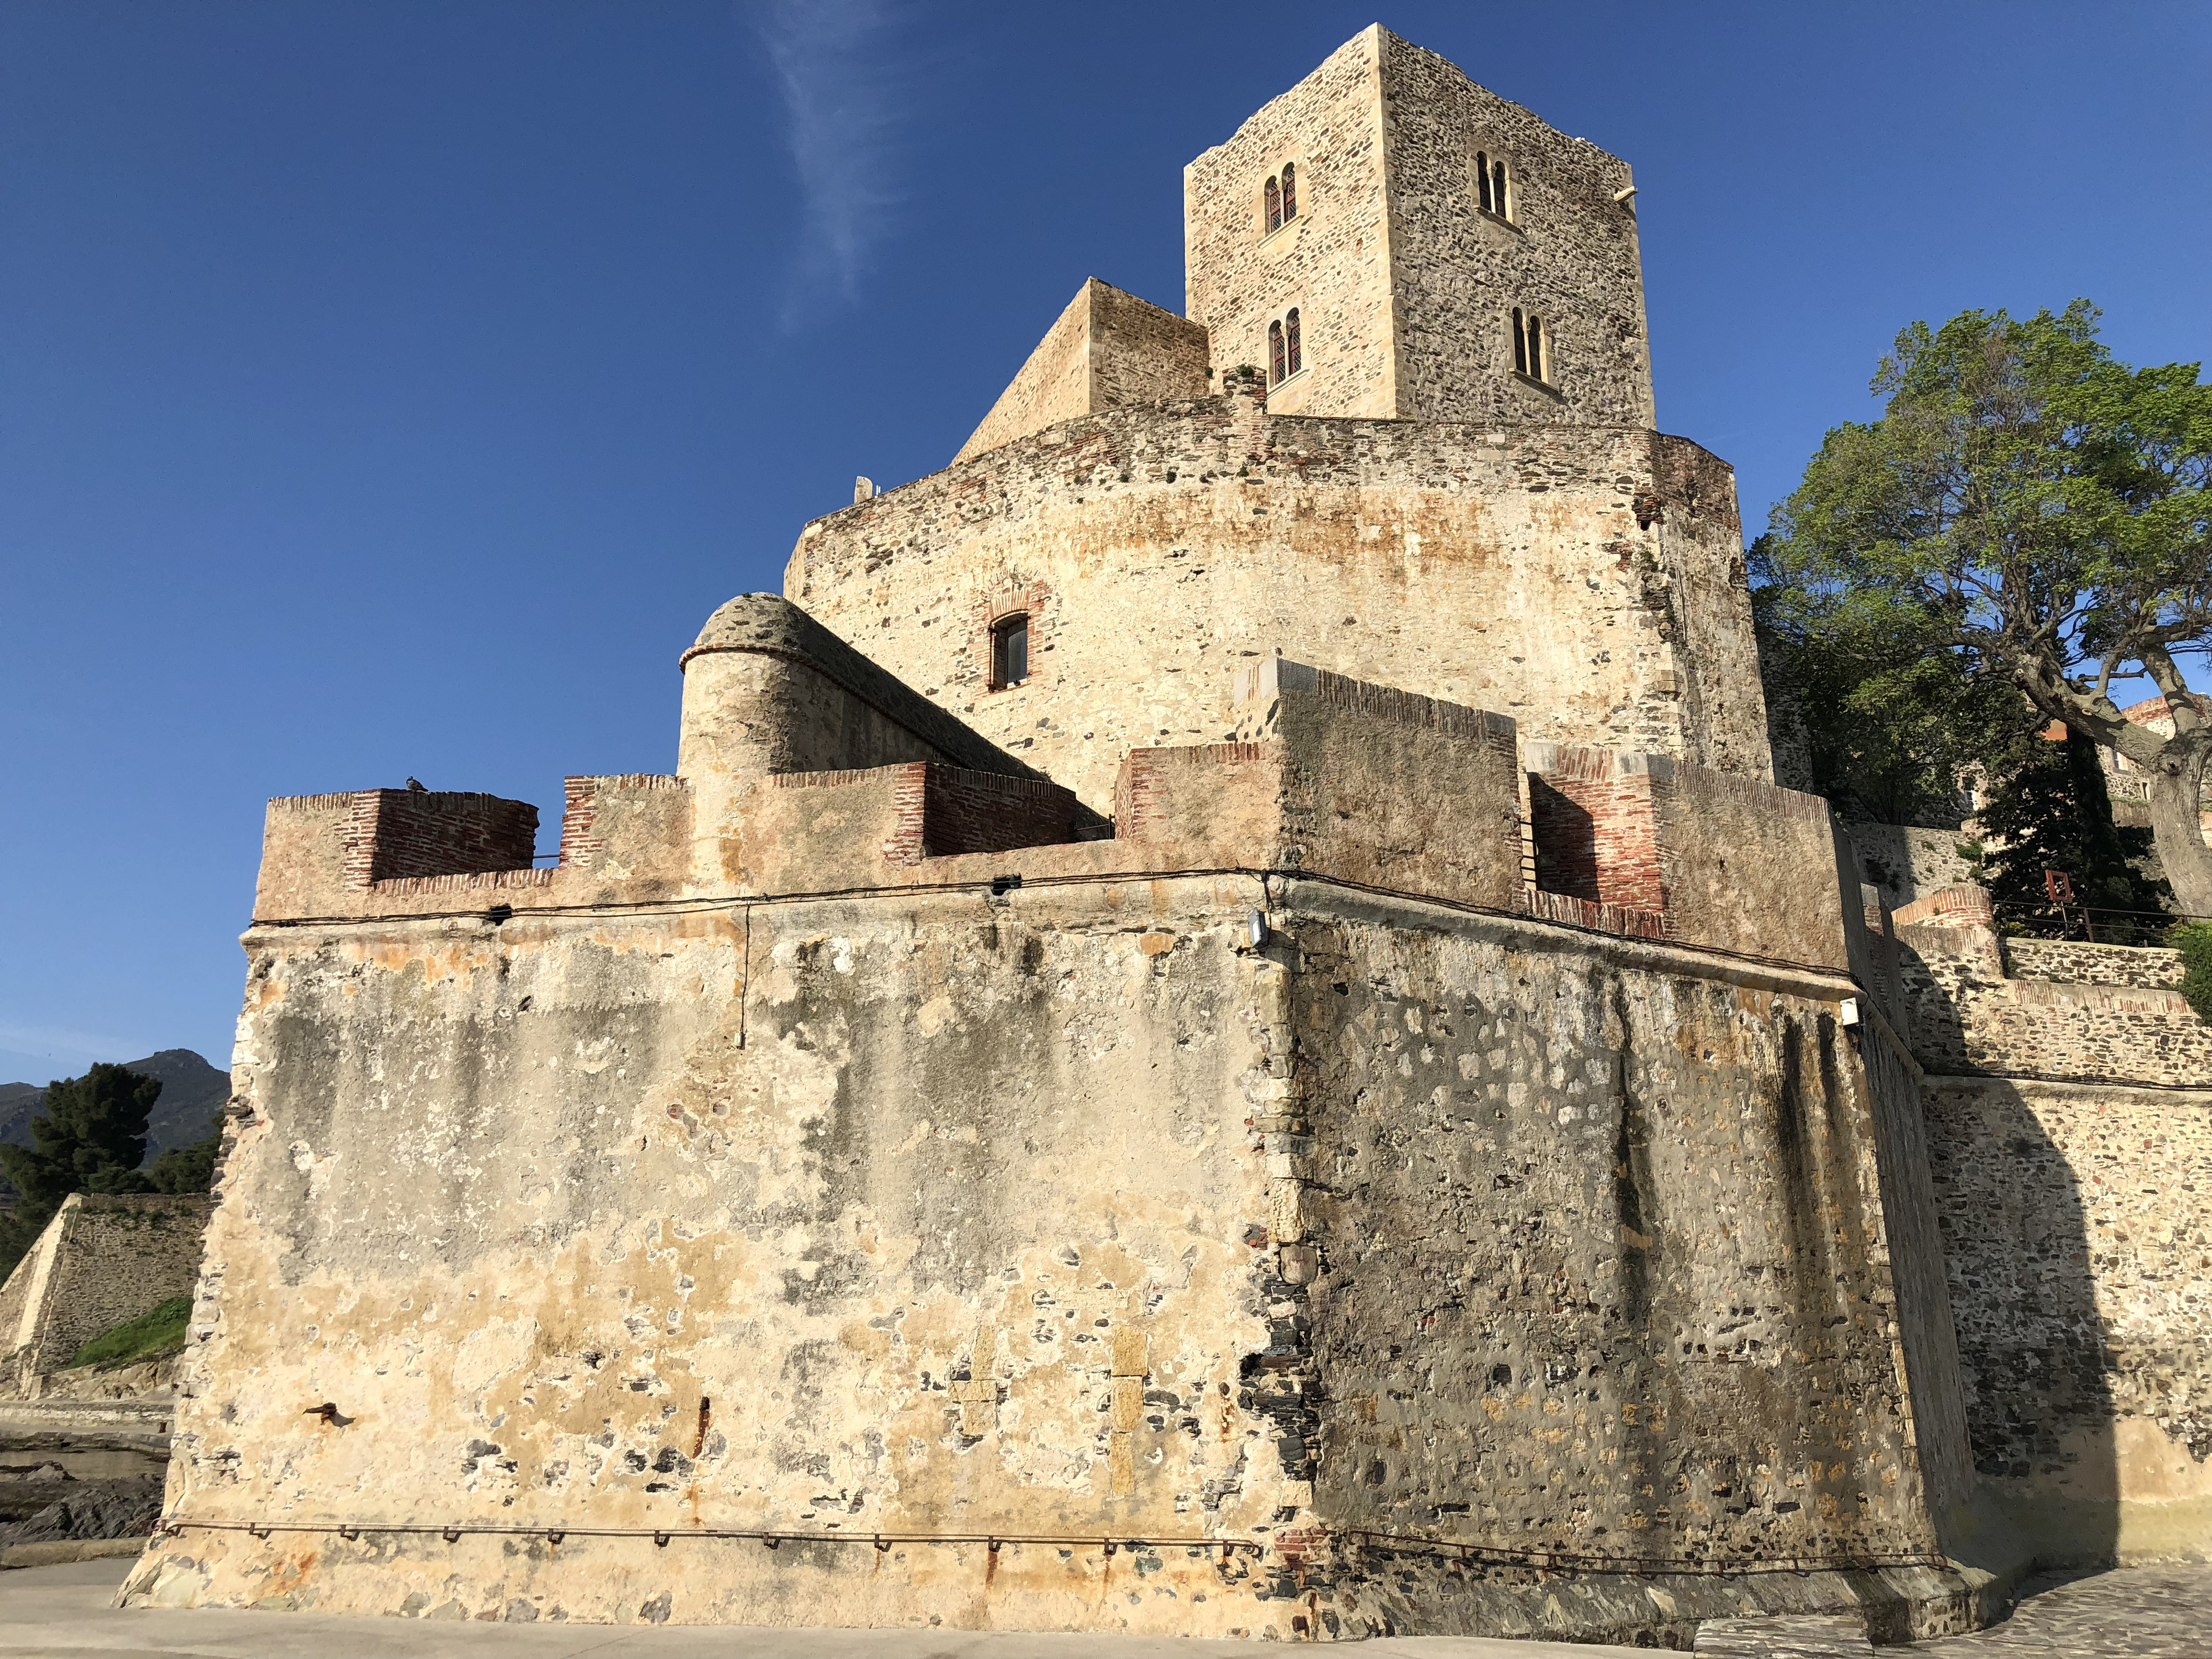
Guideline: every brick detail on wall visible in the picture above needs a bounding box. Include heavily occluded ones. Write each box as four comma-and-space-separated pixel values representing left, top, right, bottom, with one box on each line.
975, 581, 1053, 692
1115, 743, 1270, 841
560, 774, 686, 871
1525, 745, 1668, 912
776, 763, 1087, 867
336, 790, 539, 889
1516, 885, 1667, 941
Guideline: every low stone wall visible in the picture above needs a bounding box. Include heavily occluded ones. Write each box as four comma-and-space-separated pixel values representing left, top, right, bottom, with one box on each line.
2006, 938, 2187, 990
1896, 894, 2210, 1088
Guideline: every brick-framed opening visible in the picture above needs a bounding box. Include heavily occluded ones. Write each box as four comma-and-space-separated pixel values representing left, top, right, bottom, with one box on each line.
976, 581, 1052, 692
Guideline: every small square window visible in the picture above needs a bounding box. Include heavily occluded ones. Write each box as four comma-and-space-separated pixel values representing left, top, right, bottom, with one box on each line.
991, 614, 1029, 688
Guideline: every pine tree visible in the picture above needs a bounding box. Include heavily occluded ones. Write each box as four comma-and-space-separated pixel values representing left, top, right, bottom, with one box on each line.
0, 1063, 161, 1280
1981, 727, 2171, 942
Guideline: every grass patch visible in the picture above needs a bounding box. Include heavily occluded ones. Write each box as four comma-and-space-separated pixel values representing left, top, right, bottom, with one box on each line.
69, 1295, 191, 1369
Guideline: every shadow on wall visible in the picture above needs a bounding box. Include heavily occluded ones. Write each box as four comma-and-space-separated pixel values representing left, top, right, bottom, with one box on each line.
1928, 1079, 2122, 1570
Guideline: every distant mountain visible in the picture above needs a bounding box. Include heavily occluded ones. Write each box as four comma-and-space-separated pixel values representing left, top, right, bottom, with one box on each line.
0, 1049, 231, 1164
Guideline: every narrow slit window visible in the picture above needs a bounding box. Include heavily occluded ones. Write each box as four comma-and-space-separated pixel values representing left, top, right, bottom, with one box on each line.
1476, 150, 1493, 214
1526, 314, 1545, 382
1264, 175, 1282, 234
991, 614, 1029, 688
1279, 163, 1296, 222
1269, 319, 1286, 385
1284, 307, 1302, 377
1511, 307, 1528, 375
1491, 158, 1510, 220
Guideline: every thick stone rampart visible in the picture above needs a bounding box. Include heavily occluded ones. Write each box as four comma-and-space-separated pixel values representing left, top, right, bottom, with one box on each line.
786, 391, 1768, 812
0, 1195, 212, 1393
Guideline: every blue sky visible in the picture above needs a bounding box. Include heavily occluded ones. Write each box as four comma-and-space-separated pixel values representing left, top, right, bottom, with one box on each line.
3, 1, 2207, 1082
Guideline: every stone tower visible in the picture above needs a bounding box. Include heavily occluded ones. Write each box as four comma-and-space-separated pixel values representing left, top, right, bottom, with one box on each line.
1185, 26, 1655, 427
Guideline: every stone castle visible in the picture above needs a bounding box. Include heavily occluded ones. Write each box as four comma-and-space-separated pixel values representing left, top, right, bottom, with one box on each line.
122, 27, 2209, 1642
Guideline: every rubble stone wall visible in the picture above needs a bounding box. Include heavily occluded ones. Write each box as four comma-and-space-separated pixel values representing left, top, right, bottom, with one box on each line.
1923, 1076, 2212, 1562
1376, 30, 1653, 427
1183, 28, 1396, 419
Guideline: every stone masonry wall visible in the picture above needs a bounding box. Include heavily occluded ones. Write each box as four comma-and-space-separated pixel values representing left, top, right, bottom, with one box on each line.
953, 280, 1211, 466
786, 392, 1770, 813
1378, 30, 1652, 427
2005, 938, 2187, 990
1281, 895, 1966, 1602
1184, 28, 1395, 420
1897, 917, 2212, 1087
3, 1194, 212, 1390
1923, 1077, 2212, 1562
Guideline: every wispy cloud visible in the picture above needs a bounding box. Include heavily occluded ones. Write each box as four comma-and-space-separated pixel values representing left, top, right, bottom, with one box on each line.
753, 0, 915, 326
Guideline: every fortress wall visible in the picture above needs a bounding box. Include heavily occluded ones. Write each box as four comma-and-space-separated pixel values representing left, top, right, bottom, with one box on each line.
1378, 32, 1652, 427
785, 397, 1770, 814
133, 879, 1325, 1630
1924, 1077, 2212, 1562
1184, 28, 1396, 419
3, 1194, 212, 1386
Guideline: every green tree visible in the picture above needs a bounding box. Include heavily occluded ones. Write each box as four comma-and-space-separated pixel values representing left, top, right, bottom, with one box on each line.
1752, 533, 2033, 823
0, 1063, 161, 1279
1763, 301, 2212, 914
1978, 726, 2171, 941
144, 1114, 224, 1195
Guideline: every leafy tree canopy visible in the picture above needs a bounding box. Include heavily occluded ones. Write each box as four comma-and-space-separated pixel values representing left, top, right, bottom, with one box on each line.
1760, 301, 2212, 914
0, 1063, 162, 1280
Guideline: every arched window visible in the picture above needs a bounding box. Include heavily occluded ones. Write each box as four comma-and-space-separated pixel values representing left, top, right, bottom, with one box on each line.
1269, 319, 1287, 385
1279, 163, 1296, 222
990, 613, 1029, 689
1512, 309, 1548, 383
1477, 152, 1511, 221
1284, 307, 1301, 377
1265, 175, 1282, 234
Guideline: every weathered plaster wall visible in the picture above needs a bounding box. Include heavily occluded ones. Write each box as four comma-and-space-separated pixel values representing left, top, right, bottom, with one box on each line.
133, 880, 1319, 1630
1183, 28, 1395, 419
2, 1194, 212, 1391
1924, 1077, 2212, 1563
785, 391, 1770, 814
953, 281, 1212, 466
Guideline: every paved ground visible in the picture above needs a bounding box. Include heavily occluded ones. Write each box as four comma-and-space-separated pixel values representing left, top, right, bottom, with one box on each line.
1903, 1564, 2212, 1657
0, 1558, 2204, 1657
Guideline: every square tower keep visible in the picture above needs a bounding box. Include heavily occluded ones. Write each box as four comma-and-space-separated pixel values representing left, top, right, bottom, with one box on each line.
1185, 25, 1656, 427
